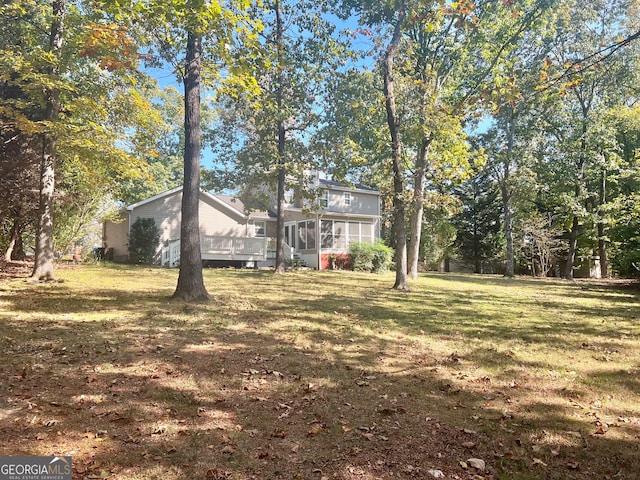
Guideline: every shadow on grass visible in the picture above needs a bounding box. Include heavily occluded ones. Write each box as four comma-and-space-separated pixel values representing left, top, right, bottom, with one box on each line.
0, 266, 639, 479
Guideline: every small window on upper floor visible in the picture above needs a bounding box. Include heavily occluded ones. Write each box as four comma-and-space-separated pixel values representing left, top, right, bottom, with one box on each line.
320, 189, 329, 208
344, 192, 352, 207
254, 221, 265, 237
285, 189, 295, 204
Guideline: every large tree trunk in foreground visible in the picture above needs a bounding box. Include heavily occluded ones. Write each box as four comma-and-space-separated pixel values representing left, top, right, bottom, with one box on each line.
172, 32, 209, 302
274, 0, 287, 274
275, 166, 287, 273
383, 13, 409, 291
31, 0, 65, 281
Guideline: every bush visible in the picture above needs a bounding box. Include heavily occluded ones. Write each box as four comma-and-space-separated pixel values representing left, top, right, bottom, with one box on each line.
349, 241, 393, 274
128, 217, 160, 264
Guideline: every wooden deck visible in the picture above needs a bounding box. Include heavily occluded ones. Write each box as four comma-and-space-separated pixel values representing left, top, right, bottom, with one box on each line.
161, 236, 290, 267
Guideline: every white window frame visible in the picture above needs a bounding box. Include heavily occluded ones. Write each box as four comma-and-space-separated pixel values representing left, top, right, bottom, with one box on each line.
320, 220, 373, 250
320, 189, 329, 208
344, 192, 352, 207
254, 221, 265, 237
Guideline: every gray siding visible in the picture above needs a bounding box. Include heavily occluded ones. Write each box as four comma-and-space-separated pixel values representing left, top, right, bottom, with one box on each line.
103, 211, 129, 261
131, 190, 182, 248
325, 189, 379, 216
199, 197, 248, 237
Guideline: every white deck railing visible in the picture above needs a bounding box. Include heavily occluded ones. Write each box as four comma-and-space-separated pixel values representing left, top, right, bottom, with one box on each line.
161, 240, 181, 267
161, 236, 269, 267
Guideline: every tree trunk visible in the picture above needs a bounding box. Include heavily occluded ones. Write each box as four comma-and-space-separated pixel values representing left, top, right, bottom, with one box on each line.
501, 181, 514, 278
565, 100, 590, 281
274, 0, 287, 274
275, 166, 286, 273
3, 216, 20, 262
382, 13, 409, 291
4, 212, 23, 262
408, 138, 430, 280
597, 166, 608, 278
172, 32, 209, 302
564, 157, 586, 281
14, 232, 26, 260
501, 114, 515, 278
564, 215, 579, 280
31, 0, 65, 282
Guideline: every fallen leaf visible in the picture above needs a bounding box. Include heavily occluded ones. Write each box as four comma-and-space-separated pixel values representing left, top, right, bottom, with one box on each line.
205, 468, 231, 479
533, 458, 547, 467
307, 423, 323, 437
461, 441, 476, 449
221, 445, 236, 454
467, 458, 486, 471
87, 471, 112, 479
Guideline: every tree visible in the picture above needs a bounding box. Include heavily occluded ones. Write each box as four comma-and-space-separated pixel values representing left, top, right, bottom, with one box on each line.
30, 0, 65, 281
128, 217, 161, 264
103, 0, 258, 301
537, 0, 638, 279
341, 0, 557, 288
1, 1, 157, 273
208, 0, 349, 274
452, 155, 503, 273
173, 31, 208, 301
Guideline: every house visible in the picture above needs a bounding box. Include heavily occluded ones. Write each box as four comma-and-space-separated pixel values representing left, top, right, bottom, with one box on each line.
102, 177, 381, 270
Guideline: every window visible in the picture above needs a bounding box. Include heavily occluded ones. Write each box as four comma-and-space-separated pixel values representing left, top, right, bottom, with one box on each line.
334, 221, 346, 249
361, 222, 373, 243
321, 220, 333, 249
320, 189, 329, 208
297, 223, 307, 250
344, 192, 352, 206
285, 224, 295, 248
348, 222, 360, 244
320, 220, 373, 250
254, 221, 265, 237
285, 189, 295, 204
297, 220, 316, 250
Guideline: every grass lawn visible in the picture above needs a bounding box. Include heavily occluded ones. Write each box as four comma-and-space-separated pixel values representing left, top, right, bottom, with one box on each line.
0, 263, 639, 480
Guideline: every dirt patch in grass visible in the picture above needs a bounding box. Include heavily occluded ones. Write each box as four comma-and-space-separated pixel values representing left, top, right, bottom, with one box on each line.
0, 265, 639, 480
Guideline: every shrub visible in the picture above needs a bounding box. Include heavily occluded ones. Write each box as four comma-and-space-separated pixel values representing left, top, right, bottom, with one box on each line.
349, 241, 393, 274
128, 217, 160, 264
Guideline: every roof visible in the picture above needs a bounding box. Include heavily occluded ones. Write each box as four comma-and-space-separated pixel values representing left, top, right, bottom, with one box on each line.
126, 186, 183, 211
126, 187, 274, 220
319, 178, 379, 193
213, 194, 274, 219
